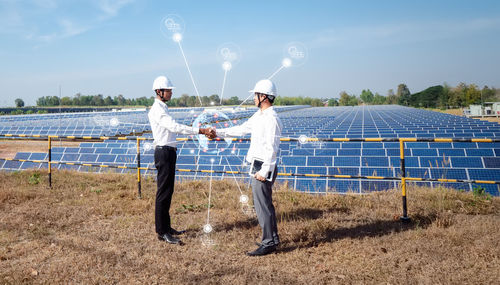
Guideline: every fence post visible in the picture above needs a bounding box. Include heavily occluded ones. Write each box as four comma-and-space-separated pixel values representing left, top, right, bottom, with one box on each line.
136, 137, 141, 199
48, 136, 52, 188
399, 139, 410, 222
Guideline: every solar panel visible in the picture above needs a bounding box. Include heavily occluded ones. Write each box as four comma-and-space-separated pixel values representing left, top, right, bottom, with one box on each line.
2, 105, 499, 195
483, 157, 500, 168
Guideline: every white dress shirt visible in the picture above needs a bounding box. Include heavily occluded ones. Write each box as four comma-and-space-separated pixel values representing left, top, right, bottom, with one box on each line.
148, 98, 199, 147
217, 106, 282, 177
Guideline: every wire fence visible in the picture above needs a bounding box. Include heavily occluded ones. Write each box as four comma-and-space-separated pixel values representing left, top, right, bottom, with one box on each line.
1, 134, 500, 221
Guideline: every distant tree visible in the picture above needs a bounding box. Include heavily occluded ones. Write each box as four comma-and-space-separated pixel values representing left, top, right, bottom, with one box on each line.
409, 85, 443, 108
438, 83, 451, 109
360, 89, 374, 104
449, 83, 466, 107
372, 93, 386, 105
481, 86, 499, 102
115, 94, 126, 106
208, 94, 220, 105
328, 98, 339, 106
339, 92, 359, 106
348, 95, 360, 106
15, 98, 24, 108
60, 96, 72, 106
339, 92, 350, 106
386, 89, 398, 105
465, 84, 481, 106
104, 96, 113, 106
225, 96, 240, 105
397, 84, 411, 106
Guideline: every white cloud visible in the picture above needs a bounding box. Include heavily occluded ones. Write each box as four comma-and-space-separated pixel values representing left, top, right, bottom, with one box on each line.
311, 17, 500, 49
97, 0, 134, 18
0, 0, 135, 45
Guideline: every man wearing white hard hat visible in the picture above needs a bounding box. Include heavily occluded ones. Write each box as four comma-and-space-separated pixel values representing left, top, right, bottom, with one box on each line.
148, 75, 215, 245
215, 79, 283, 256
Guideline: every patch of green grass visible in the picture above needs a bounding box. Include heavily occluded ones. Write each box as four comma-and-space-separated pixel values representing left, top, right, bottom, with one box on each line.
28, 172, 41, 185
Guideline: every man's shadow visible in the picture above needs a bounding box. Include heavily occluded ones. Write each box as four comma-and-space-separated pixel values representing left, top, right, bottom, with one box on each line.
278, 213, 436, 253
214, 205, 351, 232
211, 205, 437, 253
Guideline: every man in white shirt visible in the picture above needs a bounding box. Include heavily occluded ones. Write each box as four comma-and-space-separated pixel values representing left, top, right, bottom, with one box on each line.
148, 75, 215, 245
216, 79, 283, 256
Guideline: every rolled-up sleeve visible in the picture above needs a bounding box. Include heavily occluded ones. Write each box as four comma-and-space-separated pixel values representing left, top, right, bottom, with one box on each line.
158, 111, 199, 135
217, 119, 252, 138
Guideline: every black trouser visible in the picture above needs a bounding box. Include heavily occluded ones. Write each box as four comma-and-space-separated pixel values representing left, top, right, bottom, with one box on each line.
154, 146, 177, 235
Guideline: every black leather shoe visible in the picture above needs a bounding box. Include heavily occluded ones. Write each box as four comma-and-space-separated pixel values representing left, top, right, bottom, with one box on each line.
169, 228, 186, 235
157, 233, 181, 244
246, 245, 277, 256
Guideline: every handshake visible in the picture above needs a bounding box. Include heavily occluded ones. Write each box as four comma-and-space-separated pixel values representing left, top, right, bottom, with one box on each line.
199, 127, 217, 139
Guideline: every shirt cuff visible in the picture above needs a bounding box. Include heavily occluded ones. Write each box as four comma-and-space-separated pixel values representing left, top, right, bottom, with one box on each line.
258, 164, 272, 178
216, 129, 226, 137
192, 127, 200, 134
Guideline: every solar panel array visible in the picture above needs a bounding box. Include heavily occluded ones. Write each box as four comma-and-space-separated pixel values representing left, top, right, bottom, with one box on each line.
1, 105, 499, 196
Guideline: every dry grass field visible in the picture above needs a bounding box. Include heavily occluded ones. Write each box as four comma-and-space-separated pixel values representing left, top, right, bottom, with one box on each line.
1, 170, 499, 284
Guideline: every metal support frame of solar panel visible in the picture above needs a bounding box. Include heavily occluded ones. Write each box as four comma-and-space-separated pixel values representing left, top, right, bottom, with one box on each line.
1, 105, 500, 195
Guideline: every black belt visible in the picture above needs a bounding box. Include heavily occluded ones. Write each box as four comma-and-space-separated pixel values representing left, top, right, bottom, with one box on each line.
155, 145, 177, 151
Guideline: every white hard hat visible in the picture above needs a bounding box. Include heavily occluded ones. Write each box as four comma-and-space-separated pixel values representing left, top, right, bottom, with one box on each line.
152, 76, 176, 91
249, 79, 277, 97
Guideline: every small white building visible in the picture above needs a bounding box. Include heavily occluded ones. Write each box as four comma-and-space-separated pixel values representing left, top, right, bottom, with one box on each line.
465, 102, 500, 117
469, 105, 483, 116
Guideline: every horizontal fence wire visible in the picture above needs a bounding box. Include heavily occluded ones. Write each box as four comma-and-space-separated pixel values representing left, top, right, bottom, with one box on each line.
2, 134, 500, 143
1, 157, 499, 185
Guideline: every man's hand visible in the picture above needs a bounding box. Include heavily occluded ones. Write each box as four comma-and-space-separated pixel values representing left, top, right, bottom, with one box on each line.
254, 173, 266, 182
199, 127, 216, 139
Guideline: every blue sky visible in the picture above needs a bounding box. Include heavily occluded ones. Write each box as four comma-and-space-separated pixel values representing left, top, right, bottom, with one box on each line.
1, 0, 499, 106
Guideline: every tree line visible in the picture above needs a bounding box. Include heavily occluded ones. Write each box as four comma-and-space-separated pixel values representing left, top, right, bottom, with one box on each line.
326, 83, 498, 108
13, 82, 500, 110
29, 93, 325, 107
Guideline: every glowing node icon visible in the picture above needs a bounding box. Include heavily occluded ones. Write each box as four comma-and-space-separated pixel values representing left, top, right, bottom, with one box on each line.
109, 117, 119, 127
160, 14, 185, 38
216, 43, 242, 66
200, 234, 216, 247
222, 61, 232, 71
203, 224, 213, 233
282, 58, 292, 68
283, 42, 308, 67
239, 194, 249, 204
144, 142, 154, 152
241, 204, 256, 217
298, 135, 308, 144
172, 33, 182, 42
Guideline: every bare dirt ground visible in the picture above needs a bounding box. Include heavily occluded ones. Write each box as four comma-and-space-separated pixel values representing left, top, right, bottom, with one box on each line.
0, 140, 81, 159
1, 170, 499, 284
429, 108, 500, 124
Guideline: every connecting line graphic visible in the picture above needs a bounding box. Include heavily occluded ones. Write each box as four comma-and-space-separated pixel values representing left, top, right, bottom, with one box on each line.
267, 65, 285, 80
236, 92, 255, 108
219, 69, 229, 105
223, 156, 243, 195
177, 40, 203, 106
203, 160, 214, 234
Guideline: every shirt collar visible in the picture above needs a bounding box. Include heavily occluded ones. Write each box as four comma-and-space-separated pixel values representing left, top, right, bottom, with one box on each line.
258, 106, 274, 115
155, 98, 167, 108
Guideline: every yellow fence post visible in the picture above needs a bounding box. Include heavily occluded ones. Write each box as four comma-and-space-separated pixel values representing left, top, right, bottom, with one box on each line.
137, 137, 141, 198
48, 136, 52, 188
400, 139, 410, 222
